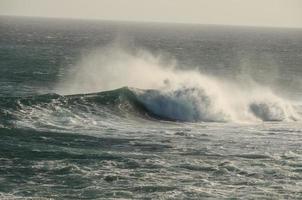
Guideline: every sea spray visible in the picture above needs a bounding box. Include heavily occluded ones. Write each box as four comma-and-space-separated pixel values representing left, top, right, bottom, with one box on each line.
54, 44, 300, 123
2, 17, 302, 199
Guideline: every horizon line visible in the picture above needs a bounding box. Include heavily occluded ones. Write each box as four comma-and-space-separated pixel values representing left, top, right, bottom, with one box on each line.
1, 14, 302, 30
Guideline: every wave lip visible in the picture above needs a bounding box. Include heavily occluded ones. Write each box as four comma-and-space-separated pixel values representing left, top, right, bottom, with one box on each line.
249, 101, 300, 122
135, 87, 229, 122
249, 102, 286, 121
0, 87, 300, 129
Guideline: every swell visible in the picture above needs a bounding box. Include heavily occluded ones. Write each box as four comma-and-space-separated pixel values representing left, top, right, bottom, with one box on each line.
0, 87, 163, 130
0, 87, 300, 130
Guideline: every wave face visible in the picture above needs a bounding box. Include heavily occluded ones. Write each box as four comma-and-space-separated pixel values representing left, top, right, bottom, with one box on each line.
136, 87, 300, 122
136, 87, 228, 122
0, 87, 300, 131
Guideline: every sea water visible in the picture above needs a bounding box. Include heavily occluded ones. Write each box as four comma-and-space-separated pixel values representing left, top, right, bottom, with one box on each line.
0, 16, 302, 199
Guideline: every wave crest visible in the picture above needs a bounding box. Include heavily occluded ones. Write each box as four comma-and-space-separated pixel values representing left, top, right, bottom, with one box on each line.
135, 87, 300, 123
0, 86, 300, 130
135, 87, 229, 122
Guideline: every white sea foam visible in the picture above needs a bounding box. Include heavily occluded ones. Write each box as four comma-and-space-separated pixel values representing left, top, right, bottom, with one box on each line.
56, 43, 301, 122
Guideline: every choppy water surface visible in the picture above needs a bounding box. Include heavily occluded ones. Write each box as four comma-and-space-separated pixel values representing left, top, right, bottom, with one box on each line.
0, 16, 302, 199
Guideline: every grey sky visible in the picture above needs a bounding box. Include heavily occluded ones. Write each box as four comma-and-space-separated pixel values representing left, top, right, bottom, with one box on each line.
1, 0, 302, 28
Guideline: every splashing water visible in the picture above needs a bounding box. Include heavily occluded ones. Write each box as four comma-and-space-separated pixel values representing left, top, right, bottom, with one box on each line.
55, 44, 300, 123
2, 18, 302, 199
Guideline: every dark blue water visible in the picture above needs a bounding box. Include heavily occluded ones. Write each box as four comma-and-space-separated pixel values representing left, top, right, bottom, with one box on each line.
0, 16, 302, 199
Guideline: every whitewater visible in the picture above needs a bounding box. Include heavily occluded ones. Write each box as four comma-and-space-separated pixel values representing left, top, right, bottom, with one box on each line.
0, 16, 302, 199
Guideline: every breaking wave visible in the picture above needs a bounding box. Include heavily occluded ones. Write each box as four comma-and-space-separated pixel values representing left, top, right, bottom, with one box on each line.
0, 86, 300, 131
0, 46, 300, 129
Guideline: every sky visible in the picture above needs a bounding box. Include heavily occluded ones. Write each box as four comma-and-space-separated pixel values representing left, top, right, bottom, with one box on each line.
1, 0, 302, 28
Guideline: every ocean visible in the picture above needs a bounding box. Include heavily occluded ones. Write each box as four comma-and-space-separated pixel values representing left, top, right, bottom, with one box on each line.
0, 16, 302, 199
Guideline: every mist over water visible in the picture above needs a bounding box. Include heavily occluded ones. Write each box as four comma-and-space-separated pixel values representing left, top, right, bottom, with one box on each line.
1, 17, 302, 199
56, 43, 300, 123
